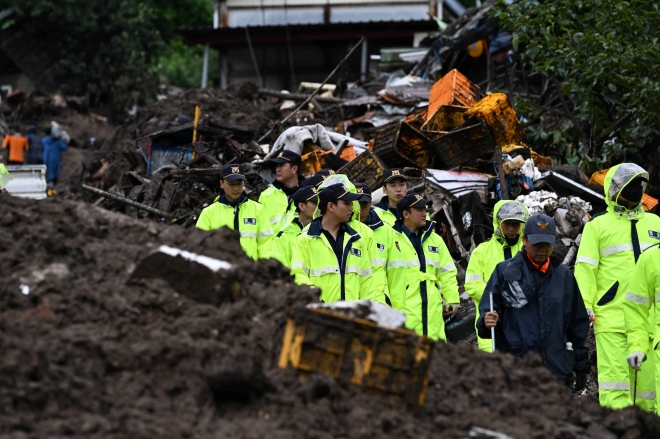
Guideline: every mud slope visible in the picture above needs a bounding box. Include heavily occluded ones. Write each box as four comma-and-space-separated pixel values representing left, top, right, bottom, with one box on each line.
0, 195, 658, 439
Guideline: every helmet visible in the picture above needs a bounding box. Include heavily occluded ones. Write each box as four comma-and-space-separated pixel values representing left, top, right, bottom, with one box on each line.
496, 201, 528, 225
608, 163, 648, 205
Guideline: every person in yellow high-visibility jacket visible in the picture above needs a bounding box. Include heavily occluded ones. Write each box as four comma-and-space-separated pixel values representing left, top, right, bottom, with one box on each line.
576, 163, 660, 411
259, 150, 305, 234
465, 200, 528, 352
290, 183, 373, 303
356, 182, 404, 307
271, 185, 318, 268
196, 163, 273, 260
316, 176, 387, 304
387, 193, 460, 340
623, 244, 660, 415
373, 168, 408, 227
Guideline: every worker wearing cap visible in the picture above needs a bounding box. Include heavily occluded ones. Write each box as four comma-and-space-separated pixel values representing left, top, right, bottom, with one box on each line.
465, 201, 529, 352
196, 163, 273, 260
479, 214, 590, 389
623, 244, 660, 415
374, 168, 408, 227
290, 183, 373, 302
259, 150, 305, 234
387, 193, 459, 340
576, 164, 660, 411
356, 182, 403, 306
271, 186, 318, 268
317, 175, 386, 304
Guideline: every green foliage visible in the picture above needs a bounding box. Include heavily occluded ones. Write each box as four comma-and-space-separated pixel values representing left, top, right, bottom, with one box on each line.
495, 0, 660, 161
9, 0, 212, 116
158, 38, 219, 89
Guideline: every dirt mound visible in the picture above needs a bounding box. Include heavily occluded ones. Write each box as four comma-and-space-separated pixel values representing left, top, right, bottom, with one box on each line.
63, 84, 279, 198
103, 84, 278, 155
1, 195, 659, 439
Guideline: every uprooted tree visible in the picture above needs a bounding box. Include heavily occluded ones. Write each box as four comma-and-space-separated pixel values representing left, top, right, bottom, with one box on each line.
495, 0, 660, 171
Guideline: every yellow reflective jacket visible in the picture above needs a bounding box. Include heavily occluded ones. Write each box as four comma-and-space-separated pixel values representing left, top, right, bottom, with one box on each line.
350, 219, 387, 304
388, 220, 460, 341
465, 200, 526, 351
196, 192, 273, 260
575, 164, 660, 334
373, 197, 399, 227
317, 175, 386, 304
624, 244, 660, 355
290, 218, 374, 303
258, 182, 299, 234
364, 209, 404, 306
271, 217, 305, 268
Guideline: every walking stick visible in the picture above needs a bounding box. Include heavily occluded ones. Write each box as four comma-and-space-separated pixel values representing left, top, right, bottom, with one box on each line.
490, 292, 495, 352
634, 369, 638, 406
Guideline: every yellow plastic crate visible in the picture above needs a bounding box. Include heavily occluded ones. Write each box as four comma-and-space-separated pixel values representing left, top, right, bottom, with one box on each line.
421, 105, 467, 133
279, 308, 434, 406
465, 93, 526, 147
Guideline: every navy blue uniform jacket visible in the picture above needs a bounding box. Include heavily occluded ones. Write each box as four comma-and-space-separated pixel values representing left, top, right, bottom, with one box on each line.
477, 250, 590, 384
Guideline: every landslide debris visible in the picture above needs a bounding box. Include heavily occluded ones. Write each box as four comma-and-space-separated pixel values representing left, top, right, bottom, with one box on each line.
0, 195, 658, 439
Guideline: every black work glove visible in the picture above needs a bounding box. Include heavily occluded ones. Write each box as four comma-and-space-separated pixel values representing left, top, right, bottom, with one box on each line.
575, 371, 588, 392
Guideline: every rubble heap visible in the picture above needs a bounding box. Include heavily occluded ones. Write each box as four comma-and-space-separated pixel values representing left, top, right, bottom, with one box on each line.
1, 195, 659, 439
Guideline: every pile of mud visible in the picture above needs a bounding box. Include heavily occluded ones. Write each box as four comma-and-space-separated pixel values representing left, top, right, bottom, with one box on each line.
54, 83, 280, 198
100, 83, 279, 157
1, 195, 659, 439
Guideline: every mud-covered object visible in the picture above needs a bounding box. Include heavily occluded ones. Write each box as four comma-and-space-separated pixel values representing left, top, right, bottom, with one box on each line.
307, 300, 406, 329
2, 196, 660, 438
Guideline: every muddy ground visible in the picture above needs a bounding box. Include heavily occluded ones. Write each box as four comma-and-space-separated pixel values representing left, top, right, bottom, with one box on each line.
0, 195, 658, 439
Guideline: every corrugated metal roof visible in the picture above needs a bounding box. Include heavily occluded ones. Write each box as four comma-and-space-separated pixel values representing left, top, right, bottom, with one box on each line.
177, 19, 438, 47
226, 0, 428, 7
226, 4, 430, 27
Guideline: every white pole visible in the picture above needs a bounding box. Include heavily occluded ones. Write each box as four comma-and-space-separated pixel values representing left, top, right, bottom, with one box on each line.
201, 45, 210, 88
201, 0, 221, 89
490, 292, 495, 352
360, 38, 368, 81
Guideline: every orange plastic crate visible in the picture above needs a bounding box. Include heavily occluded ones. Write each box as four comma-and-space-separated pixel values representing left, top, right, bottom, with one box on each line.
428, 69, 480, 121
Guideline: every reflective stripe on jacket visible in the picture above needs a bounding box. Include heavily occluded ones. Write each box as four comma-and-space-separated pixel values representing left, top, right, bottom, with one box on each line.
290, 218, 373, 303
575, 164, 660, 334
389, 220, 459, 341
196, 192, 273, 260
